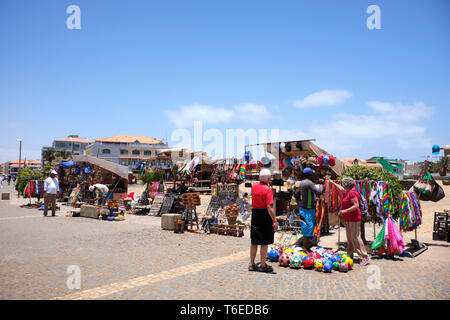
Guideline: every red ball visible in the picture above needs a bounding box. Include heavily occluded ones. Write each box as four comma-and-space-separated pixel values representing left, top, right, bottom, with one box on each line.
309, 252, 321, 259
302, 257, 315, 269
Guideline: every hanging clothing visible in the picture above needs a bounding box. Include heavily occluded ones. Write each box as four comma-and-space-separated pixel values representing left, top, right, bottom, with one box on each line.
399, 190, 422, 232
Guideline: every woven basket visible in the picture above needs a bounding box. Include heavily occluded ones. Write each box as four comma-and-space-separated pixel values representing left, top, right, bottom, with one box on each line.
227, 215, 238, 225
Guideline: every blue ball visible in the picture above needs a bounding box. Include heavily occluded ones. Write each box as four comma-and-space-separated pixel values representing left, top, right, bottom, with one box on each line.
323, 263, 332, 273
268, 249, 280, 262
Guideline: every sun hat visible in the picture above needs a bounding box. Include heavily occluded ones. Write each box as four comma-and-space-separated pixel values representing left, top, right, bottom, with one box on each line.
307, 157, 316, 165
329, 155, 336, 166
303, 167, 315, 176
323, 155, 330, 167
285, 142, 292, 152
261, 157, 271, 168
316, 154, 324, 168
50, 170, 57, 175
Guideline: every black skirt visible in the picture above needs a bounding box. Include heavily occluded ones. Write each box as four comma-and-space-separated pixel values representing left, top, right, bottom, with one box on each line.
250, 208, 274, 245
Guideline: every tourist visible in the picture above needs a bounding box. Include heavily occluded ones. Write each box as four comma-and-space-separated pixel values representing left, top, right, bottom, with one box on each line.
331, 177, 371, 266
43, 170, 59, 217
89, 183, 109, 205
298, 167, 324, 252
249, 169, 277, 273
7, 174, 12, 186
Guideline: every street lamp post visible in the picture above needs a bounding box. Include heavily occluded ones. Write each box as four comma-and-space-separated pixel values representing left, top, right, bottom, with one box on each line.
17, 139, 22, 198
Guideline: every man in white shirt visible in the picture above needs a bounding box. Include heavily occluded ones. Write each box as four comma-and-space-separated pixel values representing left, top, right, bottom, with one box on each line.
44, 170, 59, 216
89, 183, 109, 205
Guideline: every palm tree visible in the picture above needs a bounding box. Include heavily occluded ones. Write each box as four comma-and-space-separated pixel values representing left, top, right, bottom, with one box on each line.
55, 150, 72, 161
42, 148, 56, 165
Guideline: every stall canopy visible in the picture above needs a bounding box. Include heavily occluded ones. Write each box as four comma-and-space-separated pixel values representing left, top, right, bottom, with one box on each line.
72, 155, 129, 179
56, 161, 76, 168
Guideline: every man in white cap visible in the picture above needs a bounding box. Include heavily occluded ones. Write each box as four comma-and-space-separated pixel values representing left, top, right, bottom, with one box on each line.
44, 169, 59, 217
248, 168, 277, 273
89, 183, 109, 205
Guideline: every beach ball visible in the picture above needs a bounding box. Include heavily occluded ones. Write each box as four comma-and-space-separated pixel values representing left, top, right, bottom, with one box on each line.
274, 245, 283, 255
341, 253, 349, 260
332, 262, 340, 270
314, 261, 323, 272
293, 247, 303, 254
310, 252, 321, 259
284, 248, 294, 254
316, 247, 325, 254
268, 249, 280, 262
323, 263, 332, 273
290, 255, 302, 269
343, 257, 354, 270
279, 253, 291, 267
339, 263, 349, 272
298, 251, 308, 257
301, 254, 309, 262
302, 257, 315, 269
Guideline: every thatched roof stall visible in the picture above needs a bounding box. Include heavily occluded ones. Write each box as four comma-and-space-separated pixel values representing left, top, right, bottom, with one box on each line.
72, 155, 129, 194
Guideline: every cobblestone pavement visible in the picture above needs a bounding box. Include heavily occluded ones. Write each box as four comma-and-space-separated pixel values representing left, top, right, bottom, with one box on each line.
1, 185, 449, 300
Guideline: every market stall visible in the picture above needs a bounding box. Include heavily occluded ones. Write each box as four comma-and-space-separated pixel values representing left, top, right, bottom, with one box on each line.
244, 139, 343, 235
60, 155, 129, 206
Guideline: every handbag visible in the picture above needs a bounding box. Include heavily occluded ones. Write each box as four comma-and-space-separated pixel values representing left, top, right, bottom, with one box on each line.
413, 171, 434, 200
430, 176, 445, 202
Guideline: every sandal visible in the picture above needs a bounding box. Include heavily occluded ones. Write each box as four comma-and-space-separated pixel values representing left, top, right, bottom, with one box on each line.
248, 264, 258, 272
257, 264, 274, 273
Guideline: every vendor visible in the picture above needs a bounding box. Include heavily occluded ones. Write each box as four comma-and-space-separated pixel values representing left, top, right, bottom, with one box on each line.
89, 183, 109, 205
298, 167, 324, 253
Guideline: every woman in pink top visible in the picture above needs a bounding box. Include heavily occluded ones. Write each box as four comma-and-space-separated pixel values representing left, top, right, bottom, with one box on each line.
331, 177, 370, 266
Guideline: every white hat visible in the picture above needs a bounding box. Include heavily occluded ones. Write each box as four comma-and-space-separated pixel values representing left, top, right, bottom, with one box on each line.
89, 186, 95, 192
50, 170, 57, 175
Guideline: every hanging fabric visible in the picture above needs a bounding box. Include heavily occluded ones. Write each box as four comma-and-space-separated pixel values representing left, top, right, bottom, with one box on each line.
399, 190, 422, 232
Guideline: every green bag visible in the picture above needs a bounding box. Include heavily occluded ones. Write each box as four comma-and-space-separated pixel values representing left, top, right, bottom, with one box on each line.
371, 225, 386, 250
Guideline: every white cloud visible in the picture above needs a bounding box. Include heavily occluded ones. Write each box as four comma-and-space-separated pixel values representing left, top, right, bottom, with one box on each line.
165, 103, 274, 127
282, 101, 434, 156
235, 103, 271, 124
293, 90, 352, 108
164, 104, 235, 127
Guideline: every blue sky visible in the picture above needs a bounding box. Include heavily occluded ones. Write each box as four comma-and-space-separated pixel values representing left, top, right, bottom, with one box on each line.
1, 0, 449, 163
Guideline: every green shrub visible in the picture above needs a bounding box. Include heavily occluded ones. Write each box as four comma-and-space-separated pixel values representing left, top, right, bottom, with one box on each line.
15, 167, 43, 196
138, 169, 163, 184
